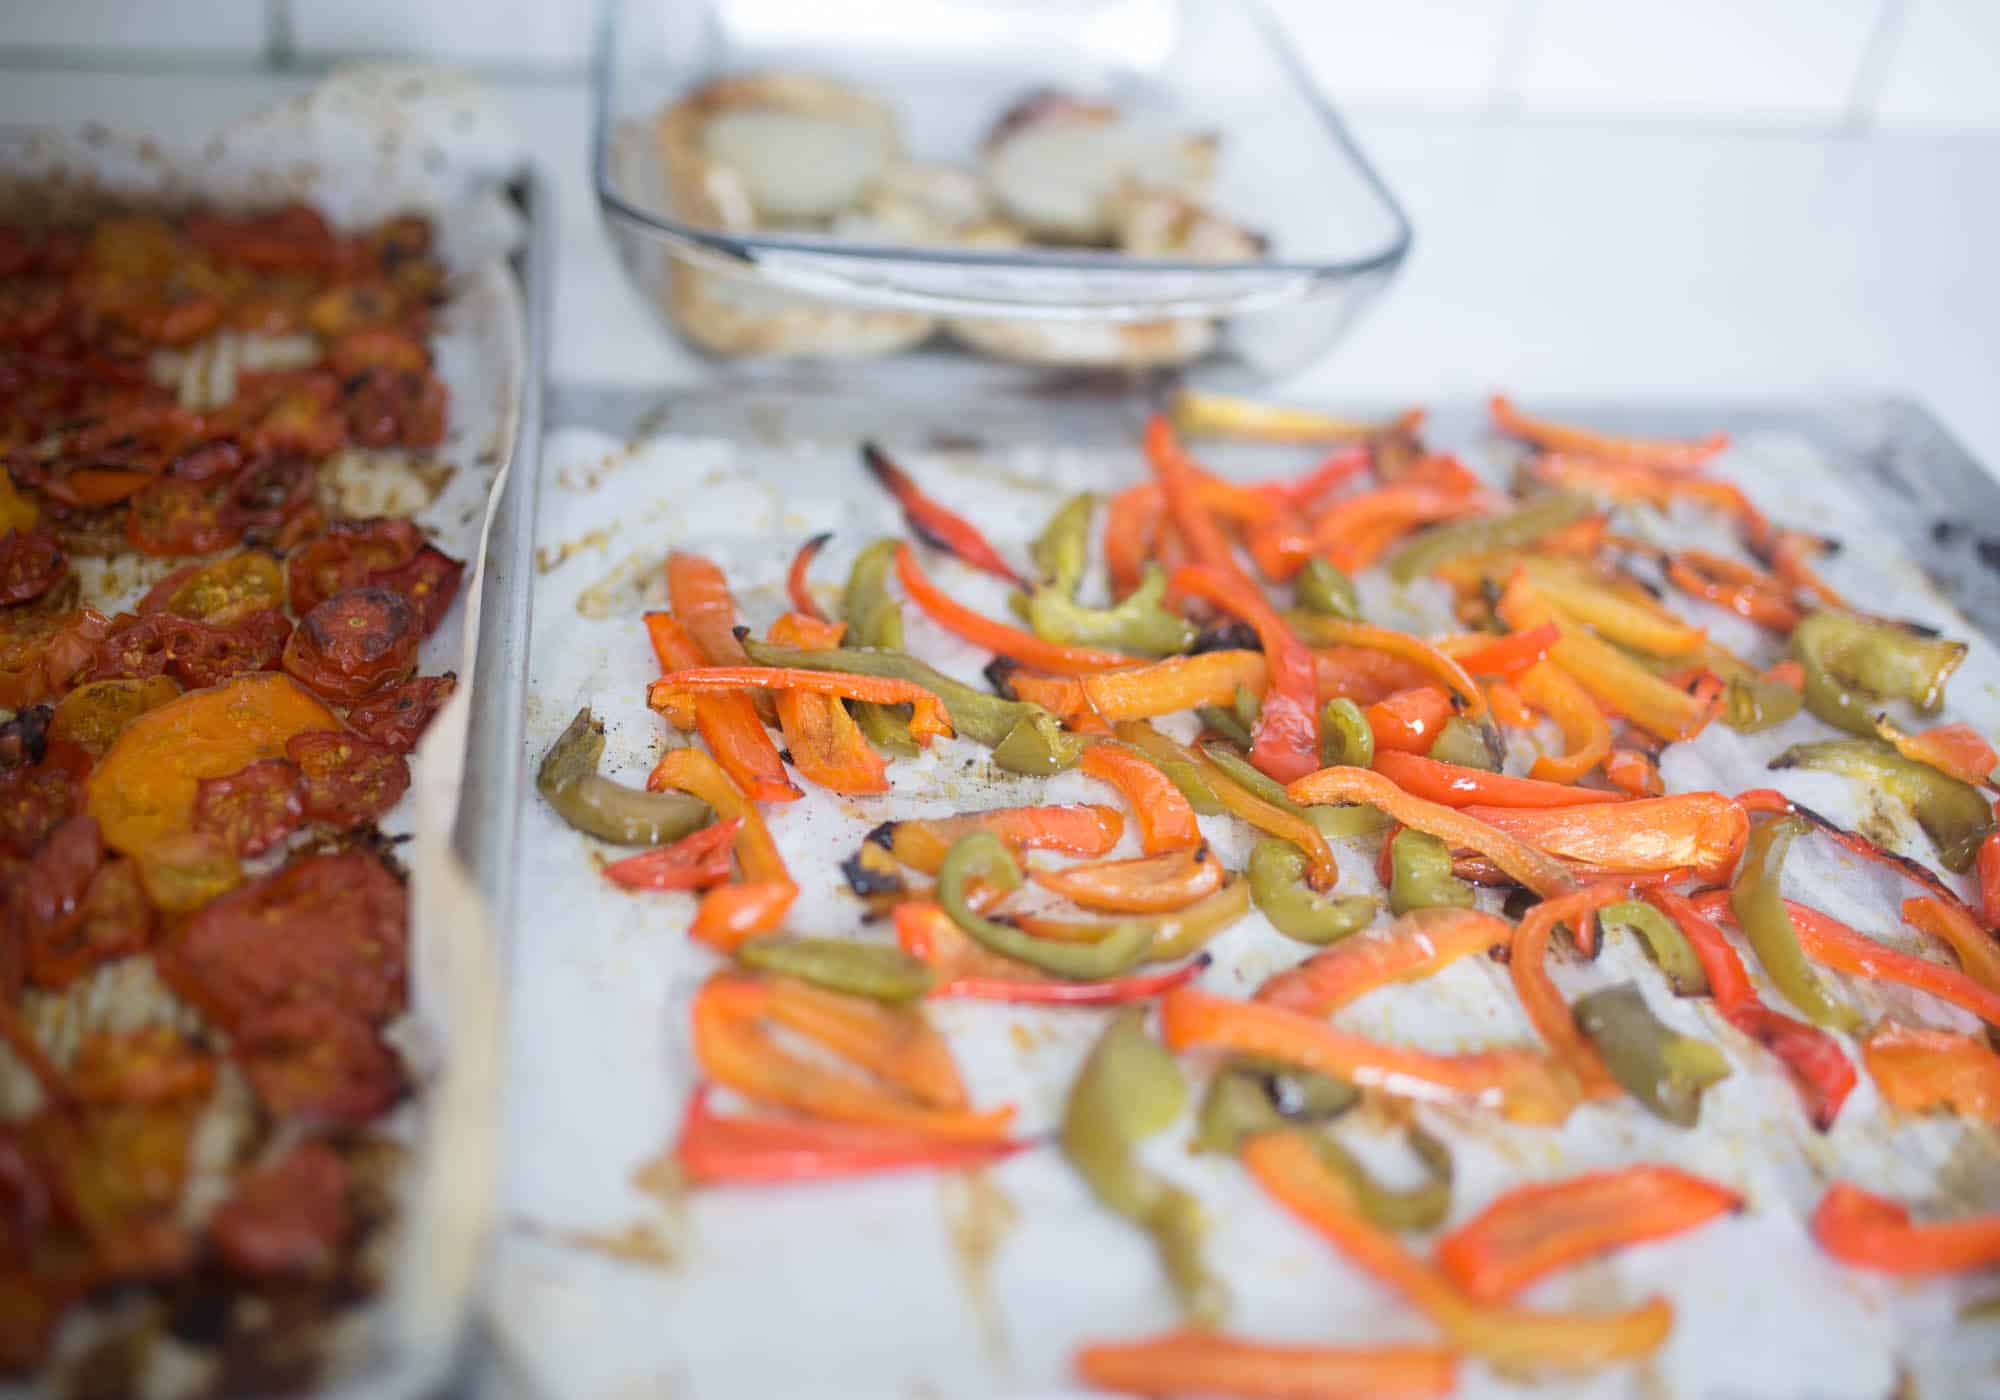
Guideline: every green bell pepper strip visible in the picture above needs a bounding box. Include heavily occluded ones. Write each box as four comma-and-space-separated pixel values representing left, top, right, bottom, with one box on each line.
1320, 697, 1374, 768
1248, 839, 1379, 945
1063, 1009, 1228, 1325
1573, 983, 1730, 1128
1600, 899, 1709, 997
990, 710, 1089, 776
842, 538, 920, 757
1427, 716, 1503, 773
1110, 723, 1226, 815
735, 936, 935, 1004
537, 707, 711, 846
1028, 563, 1198, 657
1193, 1061, 1358, 1155
1296, 556, 1361, 620
1729, 815, 1863, 1031
1196, 683, 1261, 748
1386, 491, 1594, 585
1388, 828, 1476, 916
1721, 673, 1804, 733
1201, 741, 1387, 840
938, 832, 1151, 979
1791, 610, 1967, 739
1309, 1127, 1454, 1232
1031, 492, 1097, 596
1772, 738, 1995, 874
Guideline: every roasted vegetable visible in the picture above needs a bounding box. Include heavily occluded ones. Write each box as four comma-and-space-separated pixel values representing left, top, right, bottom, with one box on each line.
537, 707, 711, 847
1247, 839, 1378, 945
1790, 610, 1966, 739
1573, 983, 1729, 1127
1772, 738, 1993, 873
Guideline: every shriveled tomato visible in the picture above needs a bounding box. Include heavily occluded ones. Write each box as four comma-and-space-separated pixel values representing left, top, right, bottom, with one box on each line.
210, 1140, 351, 1279
221, 455, 314, 535
327, 326, 427, 377
342, 367, 447, 449
26, 856, 153, 989
287, 731, 409, 830
164, 440, 243, 483
48, 676, 182, 755
138, 551, 284, 625
235, 1002, 402, 1124
0, 529, 65, 606
86, 672, 337, 855
159, 850, 406, 1030
135, 830, 242, 915
282, 586, 418, 702
192, 757, 303, 857
248, 379, 345, 459
304, 281, 399, 338
344, 672, 455, 752
81, 609, 289, 692
69, 402, 205, 471
11, 814, 100, 989
0, 742, 91, 858
125, 475, 240, 556
186, 204, 339, 272
38, 607, 113, 698
0, 612, 59, 708
373, 545, 463, 636
284, 517, 420, 615
0, 1131, 52, 1265
68, 1027, 215, 1107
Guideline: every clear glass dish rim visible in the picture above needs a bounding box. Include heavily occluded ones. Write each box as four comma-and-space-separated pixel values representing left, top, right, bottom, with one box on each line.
589, 0, 1415, 289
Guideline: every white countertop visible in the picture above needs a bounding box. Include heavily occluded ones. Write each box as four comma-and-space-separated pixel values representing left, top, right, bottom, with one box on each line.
7, 69, 1999, 468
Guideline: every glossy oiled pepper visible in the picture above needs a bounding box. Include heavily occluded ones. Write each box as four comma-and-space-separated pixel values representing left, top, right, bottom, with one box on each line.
1573, 983, 1729, 1127
735, 936, 935, 1004
1017, 879, 1252, 963
1201, 741, 1387, 842
1388, 828, 1475, 916
938, 832, 1150, 979
1071, 1331, 1458, 1400
1296, 556, 1360, 620
1773, 738, 1993, 873
1320, 697, 1373, 768
842, 538, 920, 757
537, 707, 711, 846
1729, 815, 1862, 1031
675, 1085, 1026, 1186
1062, 1009, 1228, 1325
1172, 562, 1322, 783
1599, 899, 1709, 996
1370, 751, 1622, 810
1027, 563, 1198, 658
1121, 731, 1339, 887
873, 803, 1123, 875
1193, 1063, 1357, 1155
1515, 557, 1707, 658
1426, 716, 1503, 773
1812, 1182, 2000, 1277
1031, 492, 1095, 596
1861, 1023, 2000, 1121
1110, 721, 1225, 815
1720, 670, 1803, 732
1195, 683, 1261, 750
1248, 839, 1378, 945
1256, 908, 1511, 1015
863, 441, 1026, 587
1791, 610, 1966, 739
1387, 491, 1595, 585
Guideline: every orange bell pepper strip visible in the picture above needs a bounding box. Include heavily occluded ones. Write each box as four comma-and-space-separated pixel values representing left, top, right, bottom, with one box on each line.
1310, 646, 1437, 706
1311, 486, 1489, 573
1080, 742, 1203, 854
1770, 529, 1847, 610
649, 746, 796, 943
1161, 986, 1582, 1124
1603, 749, 1663, 798
1289, 616, 1484, 717
644, 612, 800, 804
1518, 560, 1708, 657
1104, 481, 1166, 600
785, 532, 831, 622
763, 613, 890, 795
1119, 724, 1339, 890
1270, 444, 1373, 505
760, 973, 970, 1108
1364, 687, 1456, 756
1498, 573, 1713, 742
994, 666, 1094, 725
1487, 678, 1535, 730
1032, 845, 1223, 914
689, 881, 797, 952
893, 543, 1135, 674
601, 817, 743, 891
1172, 563, 1321, 783
1533, 454, 1773, 556
1861, 1023, 2000, 1121
1242, 1131, 1672, 1372
1510, 883, 1630, 1097
1371, 751, 1623, 810
1289, 766, 1579, 899
1463, 793, 1748, 884
1873, 719, 1999, 789
893, 901, 1212, 1003
1905, 893, 2000, 997
1244, 512, 1316, 583
1435, 1166, 1743, 1304
862, 441, 1027, 587
1514, 658, 1612, 784
1144, 415, 1254, 584
1811, 1181, 2000, 1276
1073, 1329, 1457, 1400
1256, 907, 1511, 1015
1491, 395, 1727, 473
647, 664, 954, 747
666, 550, 760, 668
1979, 835, 2000, 930
674, 1084, 1028, 1186
872, 804, 1124, 875
1080, 650, 1270, 724
1536, 512, 1609, 559
1664, 550, 1799, 631
1446, 623, 1560, 678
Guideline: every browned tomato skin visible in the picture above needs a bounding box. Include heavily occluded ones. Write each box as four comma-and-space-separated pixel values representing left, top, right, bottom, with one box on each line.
68, 1027, 216, 1107
0, 530, 66, 606
344, 672, 455, 752
282, 586, 419, 702
288, 730, 410, 829
285, 518, 421, 616
26, 853, 153, 990
375, 545, 464, 636
235, 1001, 403, 1124
210, 1140, 352, 1279
192, 757, 304, 857
0, 743, 91, 859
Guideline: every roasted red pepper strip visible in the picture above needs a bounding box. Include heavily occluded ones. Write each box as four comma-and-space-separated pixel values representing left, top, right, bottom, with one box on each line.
649, 663, 954, 747
1491, 395, 1727, 473
1876, 720, 1999, 788
863, 441, 1026, 587
894, 543, 1134, 674
667, 549, 762, 669
1144, 414, 1249, 583
649, 747, 797, 948
1516, 658, 1612, 784
1171, 563, 1321, 783
1463, 793, 1748, 884
761, 613, 890, 794
874, 804, 1124, 875
1861, 1023, 2000, 1122
1371, 751, 1624, 809
1812, 1181, 2000, 1276
785, 532, 832, 622
601, 817, 743, 892
1073, 1329, 1457, 1400
674, 1084, 1029, 1185
1256, 907, 1511, 1015
1364, 686, 1456, 755
1242, 1131, 1672, 1372
1104, 482, 1166, 600
1903, 895, 2000, 999
688, 881, 797, 952
1435, 1166, 1742, 1303
1031, 845, 1224, 914
1449, 623, 1560, 678
1603, 749, 1664, 798
1981, 834, 2000, 929
1080, 743, 1203, 854
1664, 551, 1799, 631
1511, 883, 1632, 1096
644, 612, 800, 804
1291, 616, 1485, 718
1312, 486, 1490, 573
1269, 444, 1373, 507
1795, 807, 1992, 936
894, 902, 1211, 1003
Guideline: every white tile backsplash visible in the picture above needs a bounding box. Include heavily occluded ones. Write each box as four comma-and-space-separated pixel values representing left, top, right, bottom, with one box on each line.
1873, 0, 2000, 126
1264, 0, 1516, 110
289, 0, 593, 69
0, 0, 267, 55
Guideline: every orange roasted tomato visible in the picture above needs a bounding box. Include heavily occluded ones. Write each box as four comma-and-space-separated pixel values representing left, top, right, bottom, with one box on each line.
47, 676, 182, 756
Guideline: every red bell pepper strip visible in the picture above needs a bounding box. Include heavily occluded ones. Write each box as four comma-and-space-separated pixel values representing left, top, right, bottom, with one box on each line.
894, 543, 1134, 674
649, 663, 955, 747
1256, 907, 1511, 1015
674, 1085, 1030, 1185
1516, 658, 1613, 784
1244, 511, 1316, 583
1434, 1166, 1742, 1303
1160, 986, 1582, 1125
649, 746, 797, 948
645, 612, 800, 804
1268, 444, 1373, 507
1311, 646, 1438, 706
1982, 834, 2000, 929
689, 881, 798, 952
760, 613, 891, 795
1861, 1023, 2000, 1122
1171, 562, 1321, 783
1812, 1181, 2000, 1276
1903, 895, 2000, 999
863, 441, 1026, 587
785, 532, 832, 622
1073, 1329, 1457, 1400
1792, 804, 1994, 935
1736, 787, 1795, 816
666, 551, 759, 667
1603, 749, 1664, 798
1292, 617, 1485, 717
1875, 719, 1999, 788
1778, 898, 2000, 1028
1080, 742, 1203, 854
1646, 889, 1856, 1130
1664, 550, 1800, 631
601, 817, 743, 892
1370, 751, 1624, 809
1510, 882, 1632, 1097
1490, 394, 1728, 474
873, 804, 1124, 875
1031, 845, 1224, 914
1462, 793, 1748, 884
894, 902, 1211, 1003
1364, 686, 1456, 756
1449, 623, 1560, 678
1144, 414, 1251, 583
1104, 482, 1166, 600
1242, 1132, 1672, 1373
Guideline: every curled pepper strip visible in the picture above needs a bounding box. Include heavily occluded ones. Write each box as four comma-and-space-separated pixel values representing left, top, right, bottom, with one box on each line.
1256, 907, 1511, 1015
1243, 1131, 1673, 1374
1289, 766, 1579, 899
1510, 883, 1635, 1100
649, 747, 797, 949
863, 441, 1026, 587
1032, 845, 1224, 915
1121, 724, 1338, 890
674, 1085, 1028, 1186
1080, 743, 1203, 854
1903, 895, 2000, 999
894, 543, 1134, 675
1435, 1166, 1742, 1303
871, 804, 1124, 875
1665, 550, 1800, 631
1515, 658, 1612, 785
1463, 793, 1748, 884
1371, 750, 1623, 809
1073, 1329, 1458, 1400
895, 901, 1218, 1001
1812, 1181, 2000, 1276
1077, 650, 1269, 724
648, 664, 953, 747
1446, 622, 1559, 678
1604, 749, 1664, 798
1861, 1023, 2000, 1122
1172, 563, 1322, 784
785, 532, 832, 621
766, 613, 890, 795
1287, 614, 1485, 719
601, 817, 742, 891
645, 613, 800, 804
1729, 815, 1862, 1032
1490, 395, 1728, 473
1365, 687, 1456, 755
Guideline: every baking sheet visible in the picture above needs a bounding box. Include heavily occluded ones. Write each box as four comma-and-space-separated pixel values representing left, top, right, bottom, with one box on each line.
491, 388, 2000, 1400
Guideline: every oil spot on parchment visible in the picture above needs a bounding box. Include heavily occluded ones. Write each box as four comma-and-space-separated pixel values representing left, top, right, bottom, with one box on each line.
577, 550, 671, 619
511, 1215, 679, 1271
940, 1169, 1017, 1369
536, 526, 614, 575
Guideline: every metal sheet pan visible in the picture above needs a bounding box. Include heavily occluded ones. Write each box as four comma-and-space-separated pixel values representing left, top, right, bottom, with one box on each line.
479, 386, 2000, 1400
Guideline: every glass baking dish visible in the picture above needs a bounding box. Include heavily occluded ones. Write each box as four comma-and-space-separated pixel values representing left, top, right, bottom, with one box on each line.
593, 0, 1412, 380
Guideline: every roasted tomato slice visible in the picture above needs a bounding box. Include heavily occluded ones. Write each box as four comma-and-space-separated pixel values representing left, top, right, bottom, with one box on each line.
0, 278, 64, 344
287, 730, 410, 830
235, 1001, 403, 1124
0, 1268, 73, 1376
372, 545, 463, 637
68, 1027, 215, 1107
168, 609, 291, 690
282, 586, 419, 701
342, 367, 447, 450
186, 203, 340, 272
210, 1140, 352, 1279
284, 517, 422, 616
160, 851, 406, 1030
25, 855, 154, 989
344, 673, 455, 753
47, 676, 182, 756
327, 326, 427, 377
248, 379, 346, 459
192, 757, 303, 857
125, 475, 241, 557
24, 1104, 197, 1281
0, 1130, 53, 1265
135, 830, 243, 915
136, 551, 284, 625
221, 455, 315, 536
0, 529, 66, 606
0, 742, 91, 858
